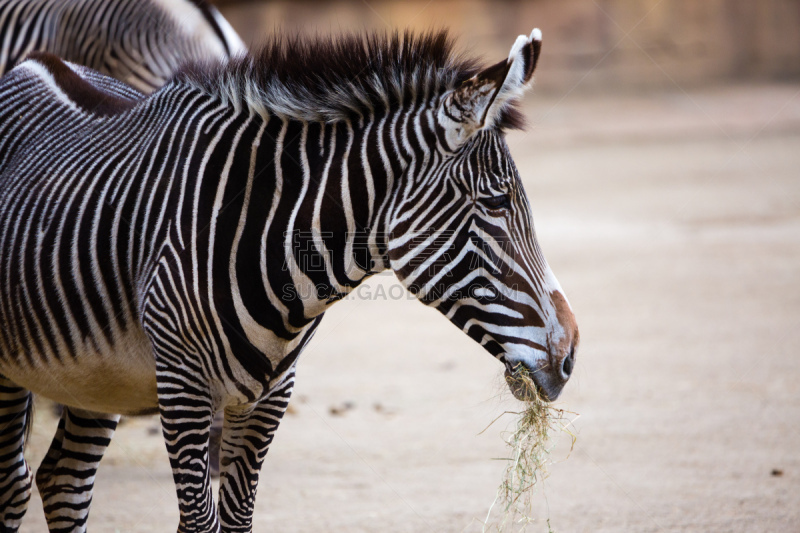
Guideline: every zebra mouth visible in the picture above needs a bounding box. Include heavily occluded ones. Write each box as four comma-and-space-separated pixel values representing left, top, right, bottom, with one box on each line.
503, 358, 566, 402
504, 367, 547, 402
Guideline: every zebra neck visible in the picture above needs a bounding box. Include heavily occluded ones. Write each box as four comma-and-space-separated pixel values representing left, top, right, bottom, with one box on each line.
265, 110, 412, 319
141, 82, 432, 328
166, 95, 425, 325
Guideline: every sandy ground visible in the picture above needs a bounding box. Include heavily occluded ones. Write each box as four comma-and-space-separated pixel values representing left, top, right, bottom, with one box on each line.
19, 83, 800, 532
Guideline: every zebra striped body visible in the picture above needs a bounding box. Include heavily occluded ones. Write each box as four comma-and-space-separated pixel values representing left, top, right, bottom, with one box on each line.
0, 0, 245, 92
0, 30, 578, 532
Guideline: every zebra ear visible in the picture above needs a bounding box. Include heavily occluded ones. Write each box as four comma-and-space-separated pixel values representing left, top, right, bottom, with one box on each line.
437, 28, 541, 150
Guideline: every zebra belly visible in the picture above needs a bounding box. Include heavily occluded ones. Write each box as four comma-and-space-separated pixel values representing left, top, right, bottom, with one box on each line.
1, 329, 159, 416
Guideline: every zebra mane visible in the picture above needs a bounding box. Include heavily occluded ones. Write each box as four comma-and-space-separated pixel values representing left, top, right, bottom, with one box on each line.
176, 30, 526, 130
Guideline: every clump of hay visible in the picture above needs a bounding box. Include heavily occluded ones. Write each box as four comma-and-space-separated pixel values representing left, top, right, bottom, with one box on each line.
481, 367, 578, 532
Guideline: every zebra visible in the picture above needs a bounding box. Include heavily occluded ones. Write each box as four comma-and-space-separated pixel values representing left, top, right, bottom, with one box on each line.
0, 0, 246, 93
0, 28, 578, 532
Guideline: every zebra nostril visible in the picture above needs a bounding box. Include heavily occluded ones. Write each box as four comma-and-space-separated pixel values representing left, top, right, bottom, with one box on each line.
561, 345, 575, 378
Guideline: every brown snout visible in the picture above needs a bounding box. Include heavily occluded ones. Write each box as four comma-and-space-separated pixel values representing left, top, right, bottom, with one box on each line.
549, 290, 579, 382
547, 291, 580, 399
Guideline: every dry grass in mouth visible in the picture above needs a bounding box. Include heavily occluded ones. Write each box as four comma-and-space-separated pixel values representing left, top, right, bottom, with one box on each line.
481, 368, 578, 532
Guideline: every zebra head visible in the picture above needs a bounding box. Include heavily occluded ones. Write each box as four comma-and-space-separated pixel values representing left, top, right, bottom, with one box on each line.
387, 30, 578, 401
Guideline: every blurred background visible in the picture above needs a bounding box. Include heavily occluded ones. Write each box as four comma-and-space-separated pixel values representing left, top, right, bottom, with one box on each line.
216, 0, 800, 93
24, 1, 800, 531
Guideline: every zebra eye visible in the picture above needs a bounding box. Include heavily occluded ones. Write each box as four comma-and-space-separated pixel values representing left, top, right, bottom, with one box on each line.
480, 195, 510, 210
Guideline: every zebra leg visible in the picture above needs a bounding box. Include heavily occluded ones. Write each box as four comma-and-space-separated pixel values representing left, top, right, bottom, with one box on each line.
0, 377, 33, 531
217, 373, 295, 532
35, 408, 119, 533
157, 372, 218, 533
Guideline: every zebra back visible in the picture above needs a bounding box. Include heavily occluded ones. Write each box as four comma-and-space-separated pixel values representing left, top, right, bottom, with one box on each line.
0, 0, 246, 93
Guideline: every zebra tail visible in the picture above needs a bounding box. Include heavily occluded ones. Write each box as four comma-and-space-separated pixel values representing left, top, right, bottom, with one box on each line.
24, 393, 34, 445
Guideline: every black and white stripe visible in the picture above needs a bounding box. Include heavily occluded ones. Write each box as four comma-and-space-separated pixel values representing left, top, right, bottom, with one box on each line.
0, 0, 246, 93
0, 29, 578, 532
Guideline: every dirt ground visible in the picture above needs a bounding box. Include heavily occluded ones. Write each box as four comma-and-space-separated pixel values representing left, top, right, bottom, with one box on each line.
20, 83, 800, 532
